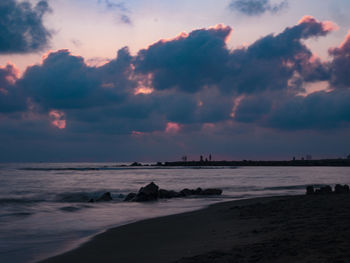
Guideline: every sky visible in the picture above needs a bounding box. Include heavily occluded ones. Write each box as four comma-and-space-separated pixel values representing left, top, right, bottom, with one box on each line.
1, 0, 350, 162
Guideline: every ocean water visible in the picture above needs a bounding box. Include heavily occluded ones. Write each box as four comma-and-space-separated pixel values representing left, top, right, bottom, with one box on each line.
0, 163, 349, 263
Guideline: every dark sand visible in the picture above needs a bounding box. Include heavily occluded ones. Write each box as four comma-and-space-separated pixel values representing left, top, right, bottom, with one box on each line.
40, 194, 350, 263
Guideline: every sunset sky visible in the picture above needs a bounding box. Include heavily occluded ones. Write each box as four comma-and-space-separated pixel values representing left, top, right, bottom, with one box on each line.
1, 0, 350, 162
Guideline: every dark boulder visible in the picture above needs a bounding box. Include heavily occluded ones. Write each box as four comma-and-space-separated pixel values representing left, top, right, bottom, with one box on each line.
315, 185, 333, 194
158, 189, 180, 199
334, 184, 350, 194
180, 188, 194, 196
306, 186, 314, 195
201, 188, 223, 195
134, 182, 159, 202
124, 193, 136, 202
96, 192, 113, 202
194, 188, 203, 195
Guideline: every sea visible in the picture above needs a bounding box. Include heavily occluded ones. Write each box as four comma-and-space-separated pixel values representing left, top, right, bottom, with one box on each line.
0, 163, 349, 263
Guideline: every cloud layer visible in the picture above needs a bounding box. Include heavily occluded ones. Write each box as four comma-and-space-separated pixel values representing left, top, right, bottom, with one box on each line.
0, 0, 51, 54
1, 16, 350, 161
229, 0, 288, 16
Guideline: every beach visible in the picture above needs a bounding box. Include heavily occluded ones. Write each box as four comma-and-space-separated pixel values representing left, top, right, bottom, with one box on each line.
40, 193, 350, 263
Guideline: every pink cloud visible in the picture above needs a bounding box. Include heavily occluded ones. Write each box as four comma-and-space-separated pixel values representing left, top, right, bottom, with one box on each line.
49, 110, 66, 129
298, 16, 338, 34
0, 63, 20, 85
165, 122, 181, 134
131, 131, 145, 137
329, 30, 350, 55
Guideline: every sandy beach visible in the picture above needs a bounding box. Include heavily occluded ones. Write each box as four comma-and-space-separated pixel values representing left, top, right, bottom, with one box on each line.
40, 193, 350, 263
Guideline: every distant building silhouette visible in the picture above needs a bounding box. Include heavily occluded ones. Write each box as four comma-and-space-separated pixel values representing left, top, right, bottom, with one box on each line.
209, 154, 212, 161
200, 155, 203, 162
306, 155, 312, 160
181, 155, 187, 162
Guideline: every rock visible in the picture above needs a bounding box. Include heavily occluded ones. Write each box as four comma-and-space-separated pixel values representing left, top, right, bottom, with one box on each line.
158, 189, 180, 199
124, 193, 136, 202
315, 185, 332, 194
201, 188, 223, 195
180, 188, 194, 196
306, 186, 314, 195
123, 183, 223, 202
134, 182, 159, 202
88, 198, 95, 203
194, 188, 203, 195
334, 184, 350, 194
96, 192, 113, 202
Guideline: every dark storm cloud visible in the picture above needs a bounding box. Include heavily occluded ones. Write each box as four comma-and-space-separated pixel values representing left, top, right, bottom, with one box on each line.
224, 16, 336, 94
229, 0, 288, 16
328, 31, 350, 89
18, 48, 133, 110
1, 16, 348, 144
135, 25, 232, 93
0, 64, 26, 113
2, 16, 350, 161
266, 90, 350, 130
0, 0, 51, 54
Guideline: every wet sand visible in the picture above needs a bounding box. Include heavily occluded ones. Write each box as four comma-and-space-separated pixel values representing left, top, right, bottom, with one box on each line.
40, 194, 350, 263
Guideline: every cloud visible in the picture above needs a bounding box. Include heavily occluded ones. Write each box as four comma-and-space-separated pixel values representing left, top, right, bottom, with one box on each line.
328, 30, 350, 89
135, 24, 232, 93
0, 64, 26, 113
18, 48, 133, 110
0, 0, 51, 54
266, 90, 350, 130
98, 0, 132, 25
229, 0, 288, 16
2, 16, 350, 161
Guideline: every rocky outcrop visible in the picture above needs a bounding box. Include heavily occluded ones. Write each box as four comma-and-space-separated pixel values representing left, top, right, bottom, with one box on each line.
133, 182, 159, 202
96, 192, 113, 202
124, 193, 137, 202
201, 188, 223, 195
158, 189, 180, 198
124, 182, 223, 202
334, 184, 350, 194
306, 186, 314, 195
306, 184, 350, 195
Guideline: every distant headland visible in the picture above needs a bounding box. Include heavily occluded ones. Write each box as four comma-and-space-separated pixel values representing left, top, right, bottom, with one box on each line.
129, 156, 350, 167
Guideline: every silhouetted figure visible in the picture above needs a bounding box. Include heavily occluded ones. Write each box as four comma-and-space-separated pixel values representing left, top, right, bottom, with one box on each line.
293, 156, 296, 161
200, 155, 203, 162
209, 154, 212, 161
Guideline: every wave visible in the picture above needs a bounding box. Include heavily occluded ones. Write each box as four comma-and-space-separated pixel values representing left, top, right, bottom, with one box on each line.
263, 184, 325, 191
0, 197, 44, 205
56, 191, 126, 203
19, 166, 240, 172
59, 205, 92, 212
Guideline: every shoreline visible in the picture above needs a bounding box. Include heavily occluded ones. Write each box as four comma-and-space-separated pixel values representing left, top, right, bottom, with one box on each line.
39, 193, 350, 262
